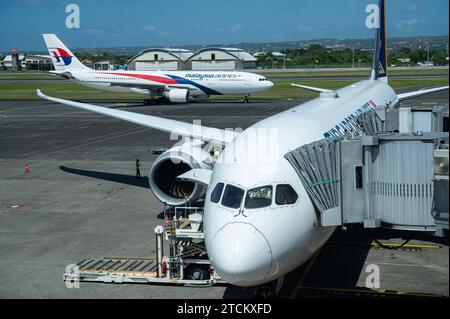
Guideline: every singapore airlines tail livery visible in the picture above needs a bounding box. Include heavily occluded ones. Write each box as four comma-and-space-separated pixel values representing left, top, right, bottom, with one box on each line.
38, 0, 448, 288
43, 34, 273, 104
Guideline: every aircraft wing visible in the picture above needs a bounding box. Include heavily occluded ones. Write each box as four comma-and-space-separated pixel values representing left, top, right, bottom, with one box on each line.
36, 90, 238, 145
291, 83, 334, 93
397, 85, 449, 101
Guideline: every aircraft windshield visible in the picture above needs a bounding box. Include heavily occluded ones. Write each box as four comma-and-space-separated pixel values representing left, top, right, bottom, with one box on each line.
210, 182, 224, 203
221, 184, 244, 209
244, 185, 273, 209
275, 184, 298, 205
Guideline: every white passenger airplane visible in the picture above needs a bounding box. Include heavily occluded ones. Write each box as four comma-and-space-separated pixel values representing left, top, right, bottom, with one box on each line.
38, 0, 448, 288
43, 34, 273, 104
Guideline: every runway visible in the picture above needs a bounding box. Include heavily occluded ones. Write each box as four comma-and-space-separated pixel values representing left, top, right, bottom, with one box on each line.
0, 93, 448, 298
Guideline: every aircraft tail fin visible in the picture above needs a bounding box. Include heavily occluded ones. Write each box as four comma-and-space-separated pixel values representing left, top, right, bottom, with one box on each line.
370, 0, 388, 83
43, 34, 89, 71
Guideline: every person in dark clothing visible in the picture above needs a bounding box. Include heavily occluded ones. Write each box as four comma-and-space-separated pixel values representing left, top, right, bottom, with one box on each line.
135, 159, 141, 179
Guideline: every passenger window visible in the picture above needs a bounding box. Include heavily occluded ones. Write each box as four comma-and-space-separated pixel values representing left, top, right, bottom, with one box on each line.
245, 185, 272, 209
210, 183, 224, 203
221, 184, 244, 209
275, 184, 298, 205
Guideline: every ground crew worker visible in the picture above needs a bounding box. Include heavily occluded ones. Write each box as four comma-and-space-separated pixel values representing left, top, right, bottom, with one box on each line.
136, 158, 141, 179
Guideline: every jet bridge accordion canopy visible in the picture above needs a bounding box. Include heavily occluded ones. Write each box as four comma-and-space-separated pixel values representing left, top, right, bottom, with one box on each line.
284, 138, 342, 214
285, 130, 449, 236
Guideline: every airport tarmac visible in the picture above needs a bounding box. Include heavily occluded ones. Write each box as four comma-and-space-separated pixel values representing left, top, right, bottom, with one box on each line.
0, 72, 447, 84
0, 92, 448, 299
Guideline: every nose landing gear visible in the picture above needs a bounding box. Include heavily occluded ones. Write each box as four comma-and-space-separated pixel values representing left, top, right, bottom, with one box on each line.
243, 95, 250, 103
253, 276, 284, 299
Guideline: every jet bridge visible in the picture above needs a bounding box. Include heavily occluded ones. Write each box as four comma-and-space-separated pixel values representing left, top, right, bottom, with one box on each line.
285, 105, 449, 236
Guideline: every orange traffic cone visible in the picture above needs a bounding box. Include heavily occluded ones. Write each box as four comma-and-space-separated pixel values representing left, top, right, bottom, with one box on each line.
24, 164, 30, 173
165, 212, 169, 226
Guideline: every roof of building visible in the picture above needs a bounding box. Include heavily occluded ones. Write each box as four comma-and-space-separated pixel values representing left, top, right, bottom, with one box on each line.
189, 47, 256, 62
254, 51, 286, 58
129, 48, 193, 62
24, 54, 52, 60
2, 54, 25, 62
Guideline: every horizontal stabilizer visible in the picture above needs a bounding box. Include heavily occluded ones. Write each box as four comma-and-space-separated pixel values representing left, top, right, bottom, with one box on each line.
397, 86, 449, 101
291, 83, 334, 93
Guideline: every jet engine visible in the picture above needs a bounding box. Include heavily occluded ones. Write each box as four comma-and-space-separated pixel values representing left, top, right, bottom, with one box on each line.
148, 141, 212, 206
165, 88, 189, 103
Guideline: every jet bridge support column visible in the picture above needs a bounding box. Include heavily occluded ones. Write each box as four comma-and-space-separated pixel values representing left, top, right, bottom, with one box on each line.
154, 226, 164, 277
362, 136, 380, 228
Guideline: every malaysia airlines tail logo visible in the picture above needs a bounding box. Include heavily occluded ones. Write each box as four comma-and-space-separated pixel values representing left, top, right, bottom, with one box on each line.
49, 48, 72, 66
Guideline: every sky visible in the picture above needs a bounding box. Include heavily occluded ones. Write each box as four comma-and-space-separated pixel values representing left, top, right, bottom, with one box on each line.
0, 0, 448, 52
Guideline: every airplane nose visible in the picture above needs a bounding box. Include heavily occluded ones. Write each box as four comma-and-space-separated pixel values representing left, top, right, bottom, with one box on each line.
208, 223, 272, 286
267, 81, 274, 88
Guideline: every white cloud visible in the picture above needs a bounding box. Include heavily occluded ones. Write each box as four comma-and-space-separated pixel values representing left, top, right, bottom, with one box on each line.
141, 24, 156, 32
229, 24, 242, 32
81, 28, 104, 35
395, 18, 423, 30
297, 25, 313, 33
406, 4, 418, 12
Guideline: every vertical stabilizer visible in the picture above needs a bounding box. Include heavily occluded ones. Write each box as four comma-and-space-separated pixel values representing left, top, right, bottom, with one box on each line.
43, 34, 89, 71
371, 0, 388, 83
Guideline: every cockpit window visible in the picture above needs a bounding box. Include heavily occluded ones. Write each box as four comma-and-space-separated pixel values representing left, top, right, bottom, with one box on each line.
275, 184, 298, 205
210, 183, 224, 203
244, 185, 273, 209
259, 78, 266, 81
221, 184, 244, 209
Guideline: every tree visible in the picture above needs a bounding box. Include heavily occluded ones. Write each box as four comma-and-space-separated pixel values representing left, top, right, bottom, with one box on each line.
433, 52, 448, 66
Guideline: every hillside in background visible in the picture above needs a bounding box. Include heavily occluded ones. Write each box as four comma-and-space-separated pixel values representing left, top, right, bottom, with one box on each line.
9, 35, 449, 56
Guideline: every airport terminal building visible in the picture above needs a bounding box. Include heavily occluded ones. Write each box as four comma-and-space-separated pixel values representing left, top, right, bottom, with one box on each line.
1, 54, 53, 71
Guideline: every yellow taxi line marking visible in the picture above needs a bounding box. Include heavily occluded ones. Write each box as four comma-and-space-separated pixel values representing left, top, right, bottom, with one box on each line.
299, 286, 442, 298
328, 241, 441, 249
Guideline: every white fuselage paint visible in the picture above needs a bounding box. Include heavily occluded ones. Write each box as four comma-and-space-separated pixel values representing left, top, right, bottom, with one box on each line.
66, 70, 273, 97
202, 79, 398, 287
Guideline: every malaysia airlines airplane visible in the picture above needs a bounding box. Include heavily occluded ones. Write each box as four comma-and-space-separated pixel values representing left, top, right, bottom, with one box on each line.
43, 34, 273, 104
38, 0, 448, 288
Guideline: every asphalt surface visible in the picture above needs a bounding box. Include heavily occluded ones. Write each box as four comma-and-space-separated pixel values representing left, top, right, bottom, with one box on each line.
0, 72, 447, 84
0, 91, 448, 299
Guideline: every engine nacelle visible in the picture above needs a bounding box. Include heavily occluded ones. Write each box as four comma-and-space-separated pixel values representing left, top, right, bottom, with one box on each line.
165, 88, 189, 103
148, 142, 212, 206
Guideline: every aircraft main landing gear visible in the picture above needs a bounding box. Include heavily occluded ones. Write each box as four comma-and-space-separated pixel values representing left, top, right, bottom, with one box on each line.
143, 99, 155, 106
143, 98, 165, 105
243, 95, 250, 103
